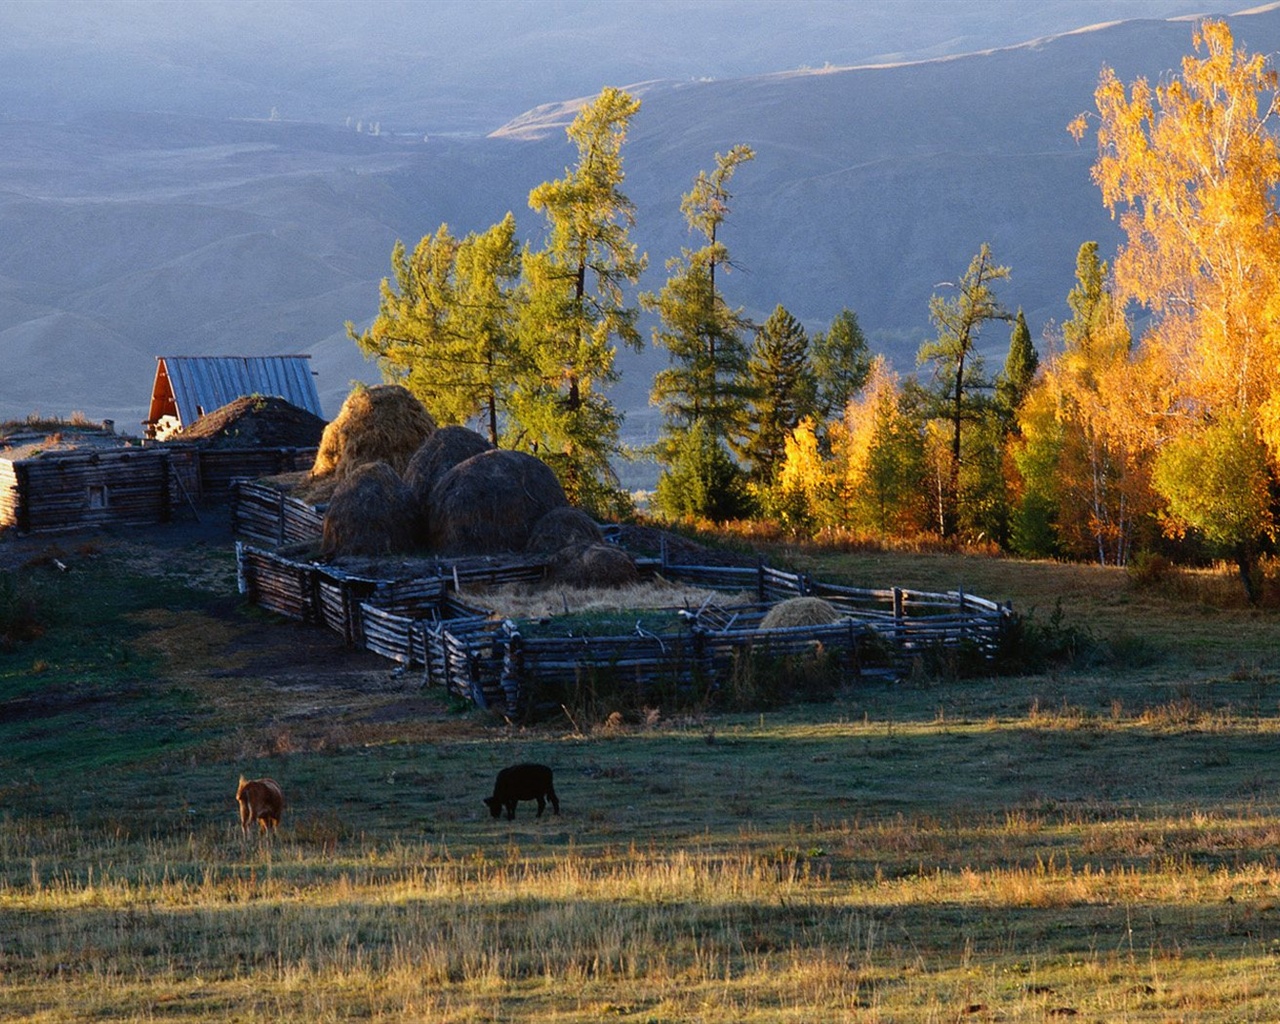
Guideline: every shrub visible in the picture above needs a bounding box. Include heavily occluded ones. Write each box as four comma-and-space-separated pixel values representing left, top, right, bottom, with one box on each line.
993, 599, 1098, 674
0, 571, 44, 650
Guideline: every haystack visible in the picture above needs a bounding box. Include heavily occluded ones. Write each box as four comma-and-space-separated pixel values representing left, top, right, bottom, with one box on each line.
404, 425, 493, 507
427, 449, 567, 554
525, 506, 603, 555
760, 597, 842, 629
179, 396, 327, 449
545, 542, 640, 589
320, 461, 417, 557
312, 385, 435, 480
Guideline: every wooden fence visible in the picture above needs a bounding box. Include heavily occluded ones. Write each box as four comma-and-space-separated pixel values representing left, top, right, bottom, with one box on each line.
236, 541, 1016, 718
232, 480, 326, 547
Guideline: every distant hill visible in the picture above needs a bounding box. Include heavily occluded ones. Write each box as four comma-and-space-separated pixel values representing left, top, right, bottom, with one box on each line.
0, 6, 1277, 469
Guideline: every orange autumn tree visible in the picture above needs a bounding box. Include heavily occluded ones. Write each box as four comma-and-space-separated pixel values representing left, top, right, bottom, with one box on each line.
1071, 19, 1280, 595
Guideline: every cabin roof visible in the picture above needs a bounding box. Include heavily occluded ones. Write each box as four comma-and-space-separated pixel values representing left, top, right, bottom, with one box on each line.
147, 355, 323, 429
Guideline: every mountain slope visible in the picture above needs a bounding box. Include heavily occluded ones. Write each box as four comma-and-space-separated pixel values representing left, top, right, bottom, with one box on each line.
1, 9, 1278, 444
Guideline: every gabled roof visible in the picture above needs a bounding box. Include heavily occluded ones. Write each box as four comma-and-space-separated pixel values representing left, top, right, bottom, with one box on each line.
147, 355, 324, 428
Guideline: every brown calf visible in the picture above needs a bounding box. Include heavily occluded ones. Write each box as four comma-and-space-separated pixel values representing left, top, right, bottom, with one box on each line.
236, 776, 284, 836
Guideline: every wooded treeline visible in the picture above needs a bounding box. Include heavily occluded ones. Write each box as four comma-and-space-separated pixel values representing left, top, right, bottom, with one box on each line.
347, 21, 1280, 598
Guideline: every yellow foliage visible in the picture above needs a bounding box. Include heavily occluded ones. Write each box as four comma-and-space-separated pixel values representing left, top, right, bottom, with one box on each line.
1089, 20, 1280, 429
776, 416, 827, 506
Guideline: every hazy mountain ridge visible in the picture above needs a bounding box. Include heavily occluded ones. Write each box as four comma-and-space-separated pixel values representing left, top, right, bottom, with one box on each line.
1, 5, 1277, 445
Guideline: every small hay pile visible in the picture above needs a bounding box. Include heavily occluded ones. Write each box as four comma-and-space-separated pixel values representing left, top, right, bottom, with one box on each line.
525, 507, 603, 555
312, 385, 435, 480
320, 461, 417, 557
760, 597, 842, 629
427, 449, 568, 554
404, 426, 494, 507
545, 542, 639, 589
179, 396, 327, 449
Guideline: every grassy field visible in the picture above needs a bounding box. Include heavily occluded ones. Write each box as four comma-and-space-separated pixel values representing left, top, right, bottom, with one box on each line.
4, 526, 1280, 1021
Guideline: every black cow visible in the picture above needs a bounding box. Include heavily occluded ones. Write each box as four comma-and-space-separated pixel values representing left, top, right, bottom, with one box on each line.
484, 763, 560, 820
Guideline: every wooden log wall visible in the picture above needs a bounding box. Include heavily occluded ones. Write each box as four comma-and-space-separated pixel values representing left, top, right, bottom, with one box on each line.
1, 446, 319, 535
0, 459, 21, 531
236, 542, 317, 622
1, 449, 172, 533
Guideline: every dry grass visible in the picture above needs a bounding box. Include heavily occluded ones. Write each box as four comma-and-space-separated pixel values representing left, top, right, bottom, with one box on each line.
462, 577, 754, 620
6, 791, 1280, 1022
10, 536, 1280, 1020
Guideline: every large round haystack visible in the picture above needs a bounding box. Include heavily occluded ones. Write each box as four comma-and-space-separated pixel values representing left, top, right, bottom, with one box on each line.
427, 449, 567, 554
404, 426, 494, 507
320, 461, 417, 557
545, 542, 640, 589
525, 506, 603, 555
312, 385, 435, 480
760, 597, 842, 629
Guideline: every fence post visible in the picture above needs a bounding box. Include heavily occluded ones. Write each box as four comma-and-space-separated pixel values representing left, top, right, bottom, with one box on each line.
892, 587, 905, 657
501, 619, 522, 718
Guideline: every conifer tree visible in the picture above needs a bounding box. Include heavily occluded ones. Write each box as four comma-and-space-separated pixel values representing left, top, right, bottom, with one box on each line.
739, 305, 815, 483
644, 146, 755, 460
348, 214, 521, 443
515, 87, 647, 513
811, 308, 872, 423
652, 417, 749, 523
995, 308, 1038, 427
917, 243, 1011, 536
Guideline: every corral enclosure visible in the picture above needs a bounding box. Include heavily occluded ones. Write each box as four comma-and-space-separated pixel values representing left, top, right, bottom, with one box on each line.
234, 480, 1014, 715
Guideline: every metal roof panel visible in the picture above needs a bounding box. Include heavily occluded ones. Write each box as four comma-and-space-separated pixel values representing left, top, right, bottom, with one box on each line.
153, 356, 323, 426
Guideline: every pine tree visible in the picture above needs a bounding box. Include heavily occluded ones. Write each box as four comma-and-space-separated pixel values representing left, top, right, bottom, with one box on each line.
995, 308, 1038, 428
651, 418, 750, 523
739, 305, 815, 483
917, 243, 1010, 536
515, 87, 647, 513
811, 308, 871, 423
644, 146, 755, 461
348, 215, 521, 443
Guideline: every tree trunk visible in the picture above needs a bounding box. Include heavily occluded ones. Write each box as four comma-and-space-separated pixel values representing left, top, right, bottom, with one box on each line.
1236, 542, 1261, 605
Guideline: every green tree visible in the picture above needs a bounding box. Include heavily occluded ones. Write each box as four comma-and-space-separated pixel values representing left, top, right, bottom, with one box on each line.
1152, 411, 1275, 601
828, 358, 928, 535
644, 146, 755, 460
739, 304, 815, 483
348, 215, 521, 443
652, 418, 751, 522
917, 243, 1011, 536
811, 307, 872, 422
514, 87, 647, 513
995, 308, 1038, 427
